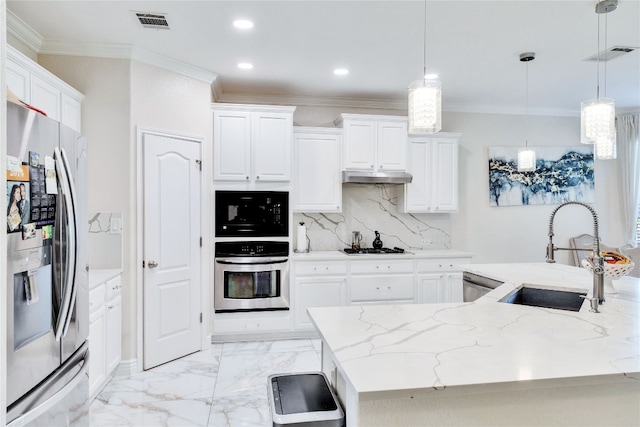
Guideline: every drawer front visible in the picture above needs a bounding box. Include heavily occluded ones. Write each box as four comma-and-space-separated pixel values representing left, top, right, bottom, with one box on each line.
350, 259, 413, 275
417, 258, 471, 273
295, 261, 348, 276
350, 275, 414, 302
105, 275, 122, 301
89, 283, 105, 313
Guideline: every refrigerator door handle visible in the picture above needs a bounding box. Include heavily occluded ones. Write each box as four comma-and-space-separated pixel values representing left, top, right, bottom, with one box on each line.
53, 147, 78, 341
6, 343, 89, 427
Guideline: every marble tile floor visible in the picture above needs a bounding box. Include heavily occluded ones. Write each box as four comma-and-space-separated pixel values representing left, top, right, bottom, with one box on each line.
90, 339, 322, 426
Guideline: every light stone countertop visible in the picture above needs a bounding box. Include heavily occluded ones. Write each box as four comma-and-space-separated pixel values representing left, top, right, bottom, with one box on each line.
308, 262, 640, 399
291, 249, 473, 261
89, 268, 122, 288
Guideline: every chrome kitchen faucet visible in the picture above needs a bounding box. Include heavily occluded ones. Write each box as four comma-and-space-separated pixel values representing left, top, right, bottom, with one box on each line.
545, 201, 605, 312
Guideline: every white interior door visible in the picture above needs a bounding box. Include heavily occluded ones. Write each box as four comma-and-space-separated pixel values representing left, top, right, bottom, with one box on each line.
142, 132, 201, 370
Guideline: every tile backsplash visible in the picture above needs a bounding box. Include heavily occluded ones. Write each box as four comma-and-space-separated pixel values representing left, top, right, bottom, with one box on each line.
88, 212, 122, 269
294, 184, 451, 251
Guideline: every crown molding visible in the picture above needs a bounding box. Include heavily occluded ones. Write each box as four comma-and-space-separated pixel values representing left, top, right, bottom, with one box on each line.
38, 39, 218, 84
617, 107, 640, 115
6, 9, 43, 53
41, 39, 134, 59
443, 102, 580, 117
129, 47, 218, 84
214, 91, 409, 111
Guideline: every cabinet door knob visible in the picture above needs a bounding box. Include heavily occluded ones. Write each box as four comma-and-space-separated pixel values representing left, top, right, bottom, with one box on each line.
246, 176, 250, 180
148, 260, 159, 268
256, 176, 260, 180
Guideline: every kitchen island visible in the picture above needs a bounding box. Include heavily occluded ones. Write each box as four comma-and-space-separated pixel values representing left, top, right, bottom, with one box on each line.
308, 263, 640, 426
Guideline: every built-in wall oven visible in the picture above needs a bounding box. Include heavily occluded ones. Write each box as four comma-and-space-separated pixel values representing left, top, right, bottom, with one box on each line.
214, 241, 290, 312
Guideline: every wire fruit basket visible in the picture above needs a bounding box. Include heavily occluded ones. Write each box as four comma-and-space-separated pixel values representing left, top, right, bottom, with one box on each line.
581, 259, 635, 294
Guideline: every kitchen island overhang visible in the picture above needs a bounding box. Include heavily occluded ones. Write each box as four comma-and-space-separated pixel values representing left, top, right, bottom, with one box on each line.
309, 263, 640, 426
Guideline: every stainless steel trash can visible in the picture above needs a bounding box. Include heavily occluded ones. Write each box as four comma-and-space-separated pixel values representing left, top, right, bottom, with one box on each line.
267, 372, 345, 427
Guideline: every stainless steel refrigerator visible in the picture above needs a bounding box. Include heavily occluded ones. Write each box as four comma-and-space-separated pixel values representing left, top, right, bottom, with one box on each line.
5, 101, 89, 426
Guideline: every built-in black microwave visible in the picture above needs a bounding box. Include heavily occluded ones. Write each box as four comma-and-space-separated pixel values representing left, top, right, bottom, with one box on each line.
215, 191, 289, 237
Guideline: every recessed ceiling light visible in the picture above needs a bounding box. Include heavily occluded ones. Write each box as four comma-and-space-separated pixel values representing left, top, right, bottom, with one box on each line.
334, 68, 349, 76
424, 73, 439, 80
233, 19, 253, 29
238, 62, 253, 70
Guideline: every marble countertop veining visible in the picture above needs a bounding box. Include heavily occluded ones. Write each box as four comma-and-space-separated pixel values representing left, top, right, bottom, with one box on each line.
308, 262, 640, 399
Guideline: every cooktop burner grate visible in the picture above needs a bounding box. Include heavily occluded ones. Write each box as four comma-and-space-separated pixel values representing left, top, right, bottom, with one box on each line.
343, 247, 406, 255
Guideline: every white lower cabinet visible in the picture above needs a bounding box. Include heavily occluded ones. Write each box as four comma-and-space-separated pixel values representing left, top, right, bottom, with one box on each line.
417, 258, 470, 303
89, 272, 122, 400
212, 311, 292, 335
89, 287, 106, 399
350, 276, 414, 305
291, 254, 472, 332
349, 260, 414, 305
294, 261, 347, 330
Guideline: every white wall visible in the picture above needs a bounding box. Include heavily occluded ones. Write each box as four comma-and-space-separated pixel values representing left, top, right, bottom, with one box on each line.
36, 54, 135, 354
447, 111, 622, 264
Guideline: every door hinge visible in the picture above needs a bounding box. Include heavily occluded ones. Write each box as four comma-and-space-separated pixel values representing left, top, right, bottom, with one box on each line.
142, 260, 145, 268
200, 237, 203, 247
195, 159, 202, 171
200, 312, 203, 323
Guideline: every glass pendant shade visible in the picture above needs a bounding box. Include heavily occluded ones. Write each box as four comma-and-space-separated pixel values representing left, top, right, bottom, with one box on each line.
517, 148, 536, 172
408, 79, 441, 134
581, 98, 616, 144
594, 130, 617, 159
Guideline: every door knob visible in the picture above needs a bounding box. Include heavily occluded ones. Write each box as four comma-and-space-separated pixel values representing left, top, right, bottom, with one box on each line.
148, 260, 159, 268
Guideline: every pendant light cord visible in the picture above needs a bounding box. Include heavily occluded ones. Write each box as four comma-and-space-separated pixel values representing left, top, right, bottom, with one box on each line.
596, 12, 601, 100
525, 60, 529, 149
604, 12, 608, 98
422, 0, 427, 80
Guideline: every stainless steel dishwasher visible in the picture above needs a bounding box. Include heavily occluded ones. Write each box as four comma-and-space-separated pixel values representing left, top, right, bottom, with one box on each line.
462, 272, 504, 302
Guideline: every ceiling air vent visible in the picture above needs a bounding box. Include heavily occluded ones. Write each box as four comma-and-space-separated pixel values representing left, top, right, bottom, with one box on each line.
585, 45, 636, 61
134, 12, 169, 30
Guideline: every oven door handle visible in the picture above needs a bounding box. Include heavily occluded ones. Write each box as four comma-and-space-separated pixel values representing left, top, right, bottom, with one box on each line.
215, 257, 289, 265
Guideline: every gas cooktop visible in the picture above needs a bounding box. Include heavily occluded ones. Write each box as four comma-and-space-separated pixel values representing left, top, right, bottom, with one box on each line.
343, 247, 408, 255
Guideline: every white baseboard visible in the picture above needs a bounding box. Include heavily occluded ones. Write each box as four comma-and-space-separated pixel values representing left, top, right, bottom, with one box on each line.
113, 359, 138, 378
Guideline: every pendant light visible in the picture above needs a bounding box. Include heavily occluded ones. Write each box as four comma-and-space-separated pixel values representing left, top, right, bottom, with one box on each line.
580, 0, 617, 160
408, 0, 441, 134
517, 52, 536, 172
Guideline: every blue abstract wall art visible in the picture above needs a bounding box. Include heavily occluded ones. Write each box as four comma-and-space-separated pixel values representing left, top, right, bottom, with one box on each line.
488, 146, 595, 207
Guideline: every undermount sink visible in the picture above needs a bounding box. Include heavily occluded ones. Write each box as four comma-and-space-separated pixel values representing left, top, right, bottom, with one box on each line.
499, 285, 587, 312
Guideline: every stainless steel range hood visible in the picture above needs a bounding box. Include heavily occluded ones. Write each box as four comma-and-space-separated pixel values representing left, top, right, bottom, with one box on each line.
342, 170, 413, 184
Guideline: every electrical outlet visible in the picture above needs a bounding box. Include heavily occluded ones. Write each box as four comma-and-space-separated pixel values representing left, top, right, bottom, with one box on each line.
109, 217, 122, 235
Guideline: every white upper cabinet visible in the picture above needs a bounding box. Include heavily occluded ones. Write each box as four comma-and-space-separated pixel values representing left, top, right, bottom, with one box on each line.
6, 45, 84, 132
293, 127, 342, 212
336, 114, 408, 171
400, 133, 461, 213
212, 104, 295, 183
